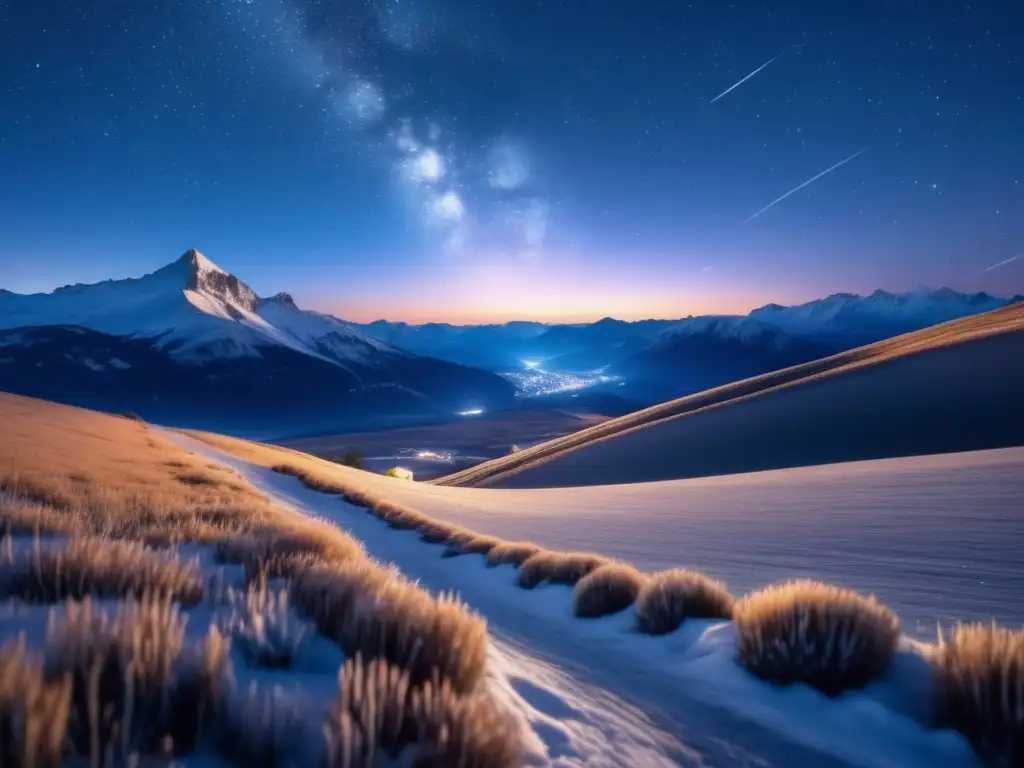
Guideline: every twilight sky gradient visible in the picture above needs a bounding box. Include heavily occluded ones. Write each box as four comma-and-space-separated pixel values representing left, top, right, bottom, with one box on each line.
2, 0, 1022, 323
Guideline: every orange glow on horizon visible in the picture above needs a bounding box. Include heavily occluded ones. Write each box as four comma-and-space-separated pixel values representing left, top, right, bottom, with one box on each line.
309, 251, 810, 324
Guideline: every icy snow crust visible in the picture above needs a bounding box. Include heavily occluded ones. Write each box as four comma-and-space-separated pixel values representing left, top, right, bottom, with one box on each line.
0, 250, 394, 365
174, 433, 986, 767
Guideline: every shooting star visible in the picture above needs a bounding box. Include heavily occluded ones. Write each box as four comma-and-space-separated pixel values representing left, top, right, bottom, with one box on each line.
983, 254, 1022, 272
710, 55, 780, 103
745, 148, 868, 222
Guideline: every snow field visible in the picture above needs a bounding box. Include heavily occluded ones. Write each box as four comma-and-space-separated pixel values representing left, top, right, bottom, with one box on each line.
183, 437, 1000, 767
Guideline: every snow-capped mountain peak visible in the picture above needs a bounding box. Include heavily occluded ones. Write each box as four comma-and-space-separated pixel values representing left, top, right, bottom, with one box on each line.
0, 249, 397, 367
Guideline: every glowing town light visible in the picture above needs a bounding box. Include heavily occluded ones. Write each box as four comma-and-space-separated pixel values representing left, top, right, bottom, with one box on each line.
457, 408, 484, 416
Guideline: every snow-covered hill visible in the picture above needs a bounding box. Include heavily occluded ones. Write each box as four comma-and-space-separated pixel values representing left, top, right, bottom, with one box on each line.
438, 303, 1024, 488
0, 250, 515, 433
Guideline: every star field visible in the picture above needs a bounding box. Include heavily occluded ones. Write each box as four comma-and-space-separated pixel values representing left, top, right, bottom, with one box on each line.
1, 0, 1022, 322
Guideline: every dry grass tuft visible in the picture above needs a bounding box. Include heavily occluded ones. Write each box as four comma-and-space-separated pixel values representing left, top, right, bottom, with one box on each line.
486, 541, 542, 568
0, 536, 204, 605
0, 493, 75, 537
734, 579, 901, 696
0, 394, 525, 763
292, 560, 489, 694
220, 582, 310, 670
932, 622, 1024, 766
325, 656, 524, 768
45, 595, 232, 758
0, 639, 72, 768
458, 535, 501, 557
418, 520, 470, 545
217, 520, 366, 583
517, 550, 610, 589
635, 569, 735, 635
411, 677, 526, 768
573, 563, 645, 618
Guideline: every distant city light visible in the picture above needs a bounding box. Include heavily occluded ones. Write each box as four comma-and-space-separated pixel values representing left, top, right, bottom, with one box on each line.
500, 368, 620, 398
457, 408, 484, 416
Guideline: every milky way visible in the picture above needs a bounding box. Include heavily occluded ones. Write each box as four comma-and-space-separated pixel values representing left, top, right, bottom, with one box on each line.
219, 0, 549, 256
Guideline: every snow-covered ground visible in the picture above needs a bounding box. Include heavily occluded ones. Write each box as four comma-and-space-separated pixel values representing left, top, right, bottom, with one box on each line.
284, 445, 1024, 637
175, 433, 987, 767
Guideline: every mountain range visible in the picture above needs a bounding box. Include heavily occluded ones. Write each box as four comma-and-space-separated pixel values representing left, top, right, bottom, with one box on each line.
1, 249, 1018, 434
0, 250, 514, 435
358, 287, 1021, 400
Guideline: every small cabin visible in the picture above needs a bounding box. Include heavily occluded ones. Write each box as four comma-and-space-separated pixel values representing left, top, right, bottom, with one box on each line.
386, 467, 414, 481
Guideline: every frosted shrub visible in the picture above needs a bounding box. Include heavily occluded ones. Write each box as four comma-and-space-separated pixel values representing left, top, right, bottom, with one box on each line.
573, 563, 645, 618
517, 550, 609, 589
734, 580, 900, 696
932, 622, 1024, 766
635, 569, 735, 635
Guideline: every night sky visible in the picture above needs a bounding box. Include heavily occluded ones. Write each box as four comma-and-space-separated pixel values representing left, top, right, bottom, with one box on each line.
2, 0, 1022, 322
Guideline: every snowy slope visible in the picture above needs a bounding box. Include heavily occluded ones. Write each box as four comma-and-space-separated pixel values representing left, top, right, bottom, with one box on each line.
439, 302, 1024, 488
0, 249, 397, 366
314, 445, 1024, 635
177, 433, 984, 767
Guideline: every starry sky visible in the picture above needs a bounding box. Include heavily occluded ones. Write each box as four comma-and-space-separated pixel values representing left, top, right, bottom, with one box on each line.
2, 0, 1022, 323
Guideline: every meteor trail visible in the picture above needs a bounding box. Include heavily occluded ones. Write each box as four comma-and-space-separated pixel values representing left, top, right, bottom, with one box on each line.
983, 254, 1022, 272
745, 148, 868, 222
710, 55, 780, 103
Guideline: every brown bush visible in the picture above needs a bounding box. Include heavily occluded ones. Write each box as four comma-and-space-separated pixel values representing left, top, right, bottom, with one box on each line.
0, 537, 204, 606
0, 640, 72, 768
635, 569, 734, 635
932, 622, 1024, 766
517, 550, 609, 589
486, 541, 542, 568
734, 580, 901, 696
573, 563, 645, 618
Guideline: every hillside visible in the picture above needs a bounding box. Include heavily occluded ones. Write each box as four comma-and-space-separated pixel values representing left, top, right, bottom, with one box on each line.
435, 302, 1024, 488
2, 392, 1014, 765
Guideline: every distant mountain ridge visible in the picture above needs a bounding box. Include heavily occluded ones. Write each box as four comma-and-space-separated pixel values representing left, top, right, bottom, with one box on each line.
357, 287, 1020, 403
0, 250, 514, 435
2, 252, 1018, 431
